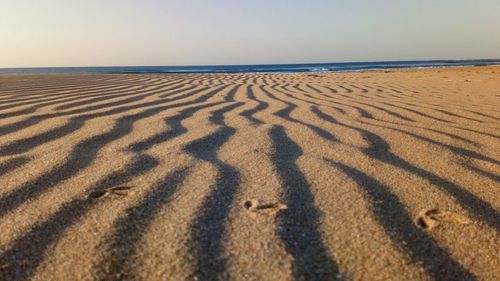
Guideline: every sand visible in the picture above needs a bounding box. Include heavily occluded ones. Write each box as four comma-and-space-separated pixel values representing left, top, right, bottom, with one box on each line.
0, 67, 498, 281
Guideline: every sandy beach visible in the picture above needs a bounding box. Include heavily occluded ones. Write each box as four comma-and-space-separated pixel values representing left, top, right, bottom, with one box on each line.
0, 67, 498, 281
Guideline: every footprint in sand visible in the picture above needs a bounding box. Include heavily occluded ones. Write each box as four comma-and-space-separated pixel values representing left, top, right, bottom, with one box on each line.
415, 208, 472, 230
243, 199, 287, 218
88, 186, 135, 199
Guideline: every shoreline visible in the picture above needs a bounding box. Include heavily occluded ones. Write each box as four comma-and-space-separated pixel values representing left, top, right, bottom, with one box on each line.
1, 60, 500, 75
0, 65, 499, 77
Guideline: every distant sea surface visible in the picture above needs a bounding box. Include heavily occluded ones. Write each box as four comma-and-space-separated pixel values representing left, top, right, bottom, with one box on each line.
1, 59, 500, 75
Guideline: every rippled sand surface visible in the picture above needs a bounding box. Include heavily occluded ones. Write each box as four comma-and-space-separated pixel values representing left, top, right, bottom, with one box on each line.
0, 67, 498, 281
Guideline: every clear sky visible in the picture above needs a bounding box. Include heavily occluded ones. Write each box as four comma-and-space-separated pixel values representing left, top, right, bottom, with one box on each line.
1, 0, 499, 67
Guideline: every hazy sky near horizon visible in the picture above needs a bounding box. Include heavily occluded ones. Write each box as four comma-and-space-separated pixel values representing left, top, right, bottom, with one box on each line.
1, 0, 500, 67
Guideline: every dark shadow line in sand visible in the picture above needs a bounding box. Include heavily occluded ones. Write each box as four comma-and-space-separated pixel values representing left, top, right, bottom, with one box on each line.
49, 82, 180, 111
290, 84, 345, 111
0, 82, 101, 98
305, 86, 377, 119
291, 84, 309, 94
325, 160, 475, 281
380, 101, 453, 123
338, 85, 353, 94
361, 119, 500, 166
377, 113, 479, 146
270, 125, 342, 281
183, 102, 244, 280
338, 92, 482, 142
274, 84, 321, 106
262, 86, 340, 143
0, 85, 229, 218
0, 155, 158, 281
0, 107, 38, 119
349, 84, 369, 94
0, 116, 46, 138
129, 101, 227, 152
357, 101, 495, 144
75, 89, 239, 279
0, 79, 159, 112
184, 127, 238, 280
433, 108, 484, 123
0, 116, 136, 218
323, 85, 338, 93
239, 85, 268, 125
463, 163, 500, 183
305, 83, 323, 94
386, 94, 475, 118
0, 81, 137, 109
63, 83, 205, 116
158, 83, 202, 98
322, 86, 409, 121
450, 126, 500, 140
128, 85, 238, 152
208, 102, 245, 126
0, 85, 225, 158
311, 106, 500, 230
0, 156, 31, 177
338, 96, 416, 122
0, 75, 149, 99
464, 109, 500, 121
54, 79, 185, 110
224, 84, 240, 102
375, 84, 404, 94
389, 122, 478, 146
0, 78, 173, 121
93, 168, 190, 281
0, 84, 212, 138
0, 118, 86, 157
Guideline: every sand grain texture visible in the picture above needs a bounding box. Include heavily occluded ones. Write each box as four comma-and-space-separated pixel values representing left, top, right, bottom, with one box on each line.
0, 67, 499, 281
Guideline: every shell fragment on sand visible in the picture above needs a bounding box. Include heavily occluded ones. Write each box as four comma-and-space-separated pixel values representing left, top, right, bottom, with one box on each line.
415, 208, 472, 230
243, 199, 287, 218
88, 186, 135, 199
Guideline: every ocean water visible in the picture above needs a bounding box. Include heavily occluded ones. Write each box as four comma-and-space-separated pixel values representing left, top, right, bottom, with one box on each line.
1, 59, 499, 75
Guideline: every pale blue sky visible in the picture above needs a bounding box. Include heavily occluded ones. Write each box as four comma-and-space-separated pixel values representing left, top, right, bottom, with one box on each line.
1, 0, 499, 67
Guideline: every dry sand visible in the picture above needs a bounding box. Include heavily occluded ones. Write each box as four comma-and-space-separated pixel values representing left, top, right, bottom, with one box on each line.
0, 67, 498, 281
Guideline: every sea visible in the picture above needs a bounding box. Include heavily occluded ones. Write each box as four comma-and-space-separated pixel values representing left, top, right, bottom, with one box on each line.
1, 59, 500, 75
